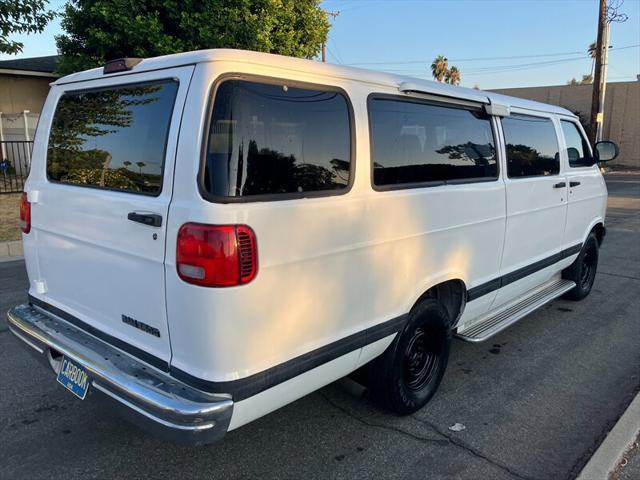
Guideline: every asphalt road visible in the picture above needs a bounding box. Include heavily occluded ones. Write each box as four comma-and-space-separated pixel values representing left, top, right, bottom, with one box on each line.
1, 174, 639, 480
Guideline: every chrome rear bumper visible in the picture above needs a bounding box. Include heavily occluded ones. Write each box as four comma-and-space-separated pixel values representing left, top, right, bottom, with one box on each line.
7, 303, 233, 445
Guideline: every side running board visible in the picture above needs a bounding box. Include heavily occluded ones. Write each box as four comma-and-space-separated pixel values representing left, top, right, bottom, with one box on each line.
456, 279, 576, 343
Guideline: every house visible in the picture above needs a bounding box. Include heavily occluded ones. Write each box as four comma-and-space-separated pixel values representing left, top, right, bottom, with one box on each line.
0, 56, 58, 188
0, 55, 59, 141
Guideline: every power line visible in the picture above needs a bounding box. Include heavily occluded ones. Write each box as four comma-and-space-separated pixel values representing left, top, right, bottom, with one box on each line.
348, 51, 586, 65
464, 58, 591, 76
326, 44, 343, 64
377, 56, 589, 75
329, 36, 346, 64
352, 45, 638, 77
344, 44, 640, 66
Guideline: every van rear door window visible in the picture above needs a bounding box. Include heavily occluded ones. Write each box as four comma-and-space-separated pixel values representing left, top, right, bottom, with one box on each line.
47, 80, 178, 195
502, 114, 560, 177
369, 97, 497, 188
203, 79, 352, 199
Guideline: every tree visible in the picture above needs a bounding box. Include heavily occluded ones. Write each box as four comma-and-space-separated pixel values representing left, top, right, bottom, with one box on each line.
48, 84, 164, 151
567, 41, 597, 86
135, 161, 146, 174
567, 74, 593, 86
430, 55, 448, 82
56, 0, 330, 75
1, 0, 55, 54
430, 55, 462, 85
445, 66, 461, 86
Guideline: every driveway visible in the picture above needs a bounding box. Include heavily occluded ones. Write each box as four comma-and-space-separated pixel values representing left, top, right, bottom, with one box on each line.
1, 173, 638, 480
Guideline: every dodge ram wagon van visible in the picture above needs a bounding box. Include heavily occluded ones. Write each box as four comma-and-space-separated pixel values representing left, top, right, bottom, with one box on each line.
8, 49, 619, 445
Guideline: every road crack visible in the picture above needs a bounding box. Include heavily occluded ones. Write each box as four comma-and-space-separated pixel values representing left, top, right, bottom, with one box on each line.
411, 416, 541, 480
318, 391, 448, 447
597, 271, 640, 281
319, 391, 539, 480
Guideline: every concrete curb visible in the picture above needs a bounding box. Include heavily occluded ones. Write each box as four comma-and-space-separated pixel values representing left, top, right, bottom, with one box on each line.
0, 240, 23, 261
604, 170, 640, 176
577, 392, 640, 480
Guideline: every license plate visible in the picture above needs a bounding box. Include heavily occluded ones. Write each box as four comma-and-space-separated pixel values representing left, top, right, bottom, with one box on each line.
56, 356, 90, 400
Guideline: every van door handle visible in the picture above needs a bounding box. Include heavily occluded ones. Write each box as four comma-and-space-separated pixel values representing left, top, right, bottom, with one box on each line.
553, 182, 566, 189
127, 212, 162, 227
569, 181, 581, 187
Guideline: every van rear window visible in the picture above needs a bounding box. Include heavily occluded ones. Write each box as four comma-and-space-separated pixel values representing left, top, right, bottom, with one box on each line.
47, 80, 178, 195
203, 79, 352, 200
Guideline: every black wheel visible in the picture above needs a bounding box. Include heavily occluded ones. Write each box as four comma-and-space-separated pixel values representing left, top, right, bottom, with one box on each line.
368, 298, 451, 414
563, 232, 599, 301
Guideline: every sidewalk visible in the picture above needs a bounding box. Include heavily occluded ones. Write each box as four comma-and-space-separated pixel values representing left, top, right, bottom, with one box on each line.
577, 392, 640, 480
0, 239, 23, 262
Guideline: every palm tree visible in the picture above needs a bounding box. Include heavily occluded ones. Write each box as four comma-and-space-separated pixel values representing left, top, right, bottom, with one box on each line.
430, 55, 448, 82
135, 161, 146, 174
588, 41, 597, 76
445, 66, 461, 86
123, 160, 132, 170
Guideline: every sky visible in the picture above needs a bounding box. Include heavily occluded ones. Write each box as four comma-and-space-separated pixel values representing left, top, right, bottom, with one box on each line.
2, 0, 639, 89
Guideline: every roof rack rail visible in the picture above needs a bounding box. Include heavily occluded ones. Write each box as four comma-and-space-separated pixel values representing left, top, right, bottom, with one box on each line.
398, 81, 489, 105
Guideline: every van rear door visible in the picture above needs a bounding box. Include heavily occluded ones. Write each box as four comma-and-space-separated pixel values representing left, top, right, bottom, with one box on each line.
25, 66, 194, 365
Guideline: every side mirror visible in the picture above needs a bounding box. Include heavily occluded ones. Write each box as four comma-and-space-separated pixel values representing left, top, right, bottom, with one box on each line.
594, 141, 619, 163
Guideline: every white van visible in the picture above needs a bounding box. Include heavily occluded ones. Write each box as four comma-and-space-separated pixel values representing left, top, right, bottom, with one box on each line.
8, 50, 619, 445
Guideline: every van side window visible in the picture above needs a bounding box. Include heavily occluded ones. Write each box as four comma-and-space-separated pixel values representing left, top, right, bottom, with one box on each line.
502, 114, 560, 177
561, 120, 594, 167
369, 98, 497, 187
47, 80, 178, 195
203, 80, 351, 199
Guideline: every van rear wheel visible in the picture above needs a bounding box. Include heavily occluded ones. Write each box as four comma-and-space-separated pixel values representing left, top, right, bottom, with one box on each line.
368, 298, 451, 415
563, 232, 599, 301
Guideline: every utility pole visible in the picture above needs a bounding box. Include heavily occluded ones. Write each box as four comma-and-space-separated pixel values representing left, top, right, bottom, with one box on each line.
321, 10, 340, 63
589, 0, 628, 143
596, 22, 610, 142
589, 0, 607, 143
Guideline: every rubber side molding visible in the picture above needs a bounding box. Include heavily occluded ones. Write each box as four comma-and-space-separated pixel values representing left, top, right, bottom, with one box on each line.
467, 243, 582, 302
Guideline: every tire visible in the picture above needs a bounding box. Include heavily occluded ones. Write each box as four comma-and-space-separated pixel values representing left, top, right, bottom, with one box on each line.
368, 298, 452, 415
563, 232, 599, 301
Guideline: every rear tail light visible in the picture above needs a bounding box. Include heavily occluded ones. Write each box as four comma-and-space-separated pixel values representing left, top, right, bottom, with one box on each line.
19, 192, 31, 234
176, 223, 258, 287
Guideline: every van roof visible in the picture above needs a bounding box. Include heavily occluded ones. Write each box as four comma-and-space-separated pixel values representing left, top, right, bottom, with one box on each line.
53, 48, 575, 117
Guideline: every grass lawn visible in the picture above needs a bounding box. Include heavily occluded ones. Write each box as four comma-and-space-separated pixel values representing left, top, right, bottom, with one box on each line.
0, 193, 22, 241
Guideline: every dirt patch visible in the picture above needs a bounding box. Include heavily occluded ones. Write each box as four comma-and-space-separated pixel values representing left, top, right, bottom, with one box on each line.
0, 193, 22, 241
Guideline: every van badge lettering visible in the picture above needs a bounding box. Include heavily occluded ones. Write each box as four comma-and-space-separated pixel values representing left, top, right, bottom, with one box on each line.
121, 315, 160, 338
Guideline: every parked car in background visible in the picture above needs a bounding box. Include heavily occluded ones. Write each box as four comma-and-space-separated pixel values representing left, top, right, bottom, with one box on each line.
8, 50, 618, 445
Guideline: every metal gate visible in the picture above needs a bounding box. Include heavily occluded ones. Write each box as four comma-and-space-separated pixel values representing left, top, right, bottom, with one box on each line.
0, 141, 33, 194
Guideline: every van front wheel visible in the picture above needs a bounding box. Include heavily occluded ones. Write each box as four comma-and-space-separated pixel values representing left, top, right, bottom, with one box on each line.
369, 298, 451, 415
563, 232, 599, 301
